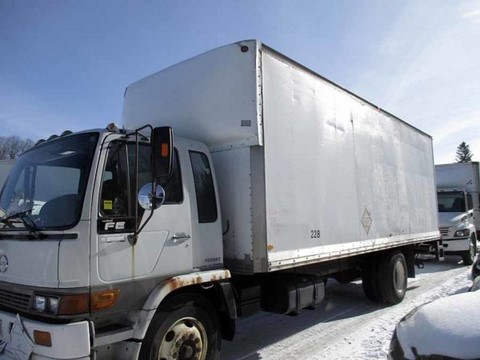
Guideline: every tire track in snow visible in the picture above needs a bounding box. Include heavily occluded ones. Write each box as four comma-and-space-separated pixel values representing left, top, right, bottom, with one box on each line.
312, 265, 470, 360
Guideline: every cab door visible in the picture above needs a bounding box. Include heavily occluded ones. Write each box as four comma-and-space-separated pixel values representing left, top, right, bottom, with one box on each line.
94, 140, 193, 282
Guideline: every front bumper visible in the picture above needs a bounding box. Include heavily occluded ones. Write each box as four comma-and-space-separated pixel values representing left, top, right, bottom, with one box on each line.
0, 310, 90, 359
442, 237, 470, 252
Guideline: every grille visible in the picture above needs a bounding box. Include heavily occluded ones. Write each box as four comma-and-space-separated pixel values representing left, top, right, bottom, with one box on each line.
0, 288, 31, 312
439, 227, 449, 237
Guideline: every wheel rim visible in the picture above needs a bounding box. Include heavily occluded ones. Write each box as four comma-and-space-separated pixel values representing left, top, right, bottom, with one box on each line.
158, 317, 208, 360
469, 240, 475, 262
393, 260, 406, 294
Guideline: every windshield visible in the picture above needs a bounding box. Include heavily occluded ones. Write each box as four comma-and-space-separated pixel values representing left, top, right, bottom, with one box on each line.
0, 133, 99, 230
437, 191, 466, 213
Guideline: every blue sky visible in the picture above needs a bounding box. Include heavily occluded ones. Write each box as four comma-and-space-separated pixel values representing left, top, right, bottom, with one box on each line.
1, 0, 479, 163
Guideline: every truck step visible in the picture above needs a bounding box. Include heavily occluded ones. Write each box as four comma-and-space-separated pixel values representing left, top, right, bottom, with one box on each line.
94, 325, 134, 347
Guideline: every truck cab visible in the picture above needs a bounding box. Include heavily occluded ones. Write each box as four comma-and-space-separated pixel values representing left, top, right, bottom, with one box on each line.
437, 189, 477, 264
0, 126, 231, 359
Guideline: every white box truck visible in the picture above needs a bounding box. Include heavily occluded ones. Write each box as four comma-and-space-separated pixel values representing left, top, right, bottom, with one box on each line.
436, 162, 480, 264
0, 40, 439, 359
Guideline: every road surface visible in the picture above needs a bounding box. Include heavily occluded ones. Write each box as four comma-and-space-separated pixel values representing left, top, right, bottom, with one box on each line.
221, 256, 471, 360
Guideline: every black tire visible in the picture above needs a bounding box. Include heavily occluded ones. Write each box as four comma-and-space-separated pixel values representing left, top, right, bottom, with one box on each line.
140, 293, 221, 360
378, 252, 407, 305
362, 259, 382, 302
462, 236, 475, 266
472, 257, 480, 280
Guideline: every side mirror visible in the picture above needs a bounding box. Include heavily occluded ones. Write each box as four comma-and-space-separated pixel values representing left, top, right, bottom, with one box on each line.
151, 127, 173, 181
138, 183, 165, 210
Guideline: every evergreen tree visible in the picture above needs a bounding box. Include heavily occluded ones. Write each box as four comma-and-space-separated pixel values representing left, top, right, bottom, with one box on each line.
455, 142, 473, 163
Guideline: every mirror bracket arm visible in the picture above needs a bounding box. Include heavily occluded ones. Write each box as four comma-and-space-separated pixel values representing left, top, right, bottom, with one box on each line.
129, 124, 154, 246
129, 207, 155, 246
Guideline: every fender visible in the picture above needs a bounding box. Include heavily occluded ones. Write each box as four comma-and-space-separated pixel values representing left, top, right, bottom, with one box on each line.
467, 223, 476, 236
131, 269, 231, 339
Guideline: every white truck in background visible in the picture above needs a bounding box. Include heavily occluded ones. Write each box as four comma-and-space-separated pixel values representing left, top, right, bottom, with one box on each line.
0, 40, 440, 359
0, 160, 15, 190
436, 162, 480, 265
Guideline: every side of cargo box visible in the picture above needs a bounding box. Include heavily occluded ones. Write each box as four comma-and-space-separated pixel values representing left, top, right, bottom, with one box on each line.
213, 44, 439, 276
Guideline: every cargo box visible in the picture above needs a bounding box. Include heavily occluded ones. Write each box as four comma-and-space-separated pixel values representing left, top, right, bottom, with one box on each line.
123, 40, 439, 274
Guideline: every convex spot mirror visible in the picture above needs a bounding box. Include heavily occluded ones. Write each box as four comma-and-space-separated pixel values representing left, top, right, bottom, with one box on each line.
138, 183, 165, 211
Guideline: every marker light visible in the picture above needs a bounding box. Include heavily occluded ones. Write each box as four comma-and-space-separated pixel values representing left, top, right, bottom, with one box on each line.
34, 330, 52, 347
161, 143, 169, 157
92, 289, 120, 312
106, 123, 119, 132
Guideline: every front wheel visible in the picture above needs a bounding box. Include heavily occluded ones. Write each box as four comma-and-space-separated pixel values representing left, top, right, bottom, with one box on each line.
462, 236, 476, 266
140, 294, 221, 360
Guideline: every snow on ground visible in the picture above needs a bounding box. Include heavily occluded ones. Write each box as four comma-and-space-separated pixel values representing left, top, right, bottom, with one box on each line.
221, 256, 472, 360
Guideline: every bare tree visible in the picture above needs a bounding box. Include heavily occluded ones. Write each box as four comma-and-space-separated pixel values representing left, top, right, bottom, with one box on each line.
455, 141, 474, 163
0, 136, 35, 160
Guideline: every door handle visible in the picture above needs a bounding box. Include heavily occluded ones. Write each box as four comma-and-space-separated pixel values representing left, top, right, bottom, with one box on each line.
171, 233, 191, 244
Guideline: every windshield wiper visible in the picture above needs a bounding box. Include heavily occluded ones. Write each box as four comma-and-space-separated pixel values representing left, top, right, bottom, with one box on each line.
1, 209, 33, 224
0, 209, 45, 238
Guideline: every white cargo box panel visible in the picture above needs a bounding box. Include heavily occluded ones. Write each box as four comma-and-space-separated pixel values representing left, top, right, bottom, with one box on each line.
436, 162, 480, 193
215, 44, 439, 274
123, 40, 262, 151
122, 40, 440, 274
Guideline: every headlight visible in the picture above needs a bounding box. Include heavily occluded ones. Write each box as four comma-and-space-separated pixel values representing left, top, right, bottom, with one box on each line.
48, 297, 60, 313
30, 289, 119, 316
32, 294, 61, 314
454, 229, 470, 237
34, 295, 46, 312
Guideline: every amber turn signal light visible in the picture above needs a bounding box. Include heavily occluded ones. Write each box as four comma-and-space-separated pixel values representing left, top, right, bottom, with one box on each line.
57, 293, 89, 315
161, 143, 169, 157
91, 289, 120, 312
34, 330, 52, 347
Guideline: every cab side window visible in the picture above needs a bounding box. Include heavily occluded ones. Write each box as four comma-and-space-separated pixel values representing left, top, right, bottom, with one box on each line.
189, 151, 217, 223
467, 194, 473, 211
158, 149, 183, 204
100, 143, 129, 217
100, 142, 183, 220
127, 145, 183, 205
